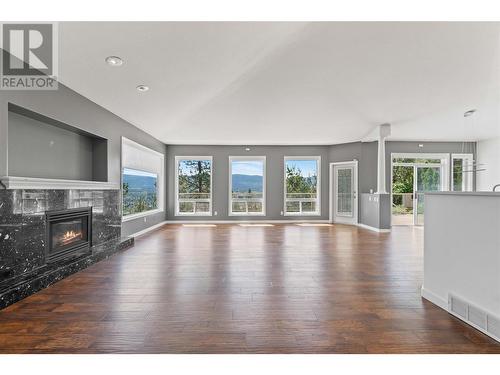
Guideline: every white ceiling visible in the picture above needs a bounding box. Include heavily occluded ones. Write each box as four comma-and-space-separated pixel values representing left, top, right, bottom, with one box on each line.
58, 22, 500, 145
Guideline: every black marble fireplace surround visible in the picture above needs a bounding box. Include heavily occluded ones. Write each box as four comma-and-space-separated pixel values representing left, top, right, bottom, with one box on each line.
0, 189, 133, 309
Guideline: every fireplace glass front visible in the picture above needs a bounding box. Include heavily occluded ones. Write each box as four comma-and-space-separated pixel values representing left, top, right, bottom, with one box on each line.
46, 207, 92, 262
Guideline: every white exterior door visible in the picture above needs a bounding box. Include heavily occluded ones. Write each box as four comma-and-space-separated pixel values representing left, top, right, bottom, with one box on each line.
332, 162, 358, 224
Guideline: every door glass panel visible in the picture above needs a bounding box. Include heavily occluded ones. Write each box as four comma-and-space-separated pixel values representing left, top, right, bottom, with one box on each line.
391, 165, 414, 226
336, 167, 353, 217
453, 158, 464, 191
415, 166, 441, 225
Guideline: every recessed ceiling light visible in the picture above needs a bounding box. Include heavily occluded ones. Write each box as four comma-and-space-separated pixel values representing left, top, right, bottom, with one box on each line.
105, 56, 123, 67
136, 85, 149, 92
464, 109, 477, 117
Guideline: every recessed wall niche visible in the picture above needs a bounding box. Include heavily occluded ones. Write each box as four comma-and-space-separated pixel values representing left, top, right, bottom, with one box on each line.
7, 103, 108, 182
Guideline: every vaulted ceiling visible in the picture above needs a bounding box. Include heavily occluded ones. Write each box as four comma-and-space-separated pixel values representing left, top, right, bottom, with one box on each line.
58, 22, 500, 144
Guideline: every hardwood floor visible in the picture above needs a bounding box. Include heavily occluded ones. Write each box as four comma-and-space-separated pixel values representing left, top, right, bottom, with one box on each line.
1, 224, 499, 353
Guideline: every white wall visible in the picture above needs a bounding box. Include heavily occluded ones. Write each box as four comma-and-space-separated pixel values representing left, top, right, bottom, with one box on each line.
477, 137, 500, 191
423, 192, 500, 315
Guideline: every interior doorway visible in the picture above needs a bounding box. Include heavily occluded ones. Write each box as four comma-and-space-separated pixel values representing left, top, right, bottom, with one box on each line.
391, 153, 449, 226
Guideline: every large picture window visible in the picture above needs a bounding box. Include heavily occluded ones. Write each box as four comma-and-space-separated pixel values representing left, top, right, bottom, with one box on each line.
175, 156, 212, 215
284, 156, 320, 216
229, 156, 266, 215
122, 168, 158, 216
121, 137, 165, 221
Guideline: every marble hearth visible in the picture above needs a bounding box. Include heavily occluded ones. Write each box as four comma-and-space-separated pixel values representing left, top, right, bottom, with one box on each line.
0, 188, 133, 309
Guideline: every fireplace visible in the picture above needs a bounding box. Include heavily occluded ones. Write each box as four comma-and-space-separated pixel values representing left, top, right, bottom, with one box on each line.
45, 207, 92, 262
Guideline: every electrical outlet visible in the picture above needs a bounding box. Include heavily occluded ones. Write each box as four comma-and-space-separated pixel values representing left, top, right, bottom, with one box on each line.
143, 217, 147, 223
214, 211, 218, 216
280, 211, 284, 215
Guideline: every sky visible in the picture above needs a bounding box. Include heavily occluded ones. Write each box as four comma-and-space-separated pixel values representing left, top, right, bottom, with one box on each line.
286, 159, 318, 177
231, 161, 264, 176
123, 168, 157, 178
178, 160, 211, 175
176, 159, 317, 177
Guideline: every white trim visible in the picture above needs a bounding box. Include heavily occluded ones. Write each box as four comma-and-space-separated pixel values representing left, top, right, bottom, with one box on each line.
163, 219, 331, 224
357, 223, 391, 233
0, 176, 119, 190
283, 156, 321, 216
421, 286, 448, 310
329, 160, 359, 225
129, 221, 167, 238
392, 152, 451, 160
122, 208, 163, 222
121, 137, 164, 158
174, 156, 213, 216
228, 156, 266, 216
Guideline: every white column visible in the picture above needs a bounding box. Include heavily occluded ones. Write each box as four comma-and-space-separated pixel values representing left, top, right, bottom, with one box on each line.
376, 124, 391, 194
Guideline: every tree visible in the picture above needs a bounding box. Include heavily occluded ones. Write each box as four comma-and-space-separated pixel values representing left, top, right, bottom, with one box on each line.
286, 166, 316, 196
179, 160, 211, 196
392, 166, 413, 194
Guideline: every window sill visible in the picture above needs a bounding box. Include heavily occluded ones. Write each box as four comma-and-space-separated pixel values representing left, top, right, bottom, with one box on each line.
175, 212, 213, 217
283, 212, 322, 217
122, 209, 164, 222
228, 212, 266, 216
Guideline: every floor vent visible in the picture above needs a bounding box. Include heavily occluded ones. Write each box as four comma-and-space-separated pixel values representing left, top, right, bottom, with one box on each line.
448, 294, 500, 342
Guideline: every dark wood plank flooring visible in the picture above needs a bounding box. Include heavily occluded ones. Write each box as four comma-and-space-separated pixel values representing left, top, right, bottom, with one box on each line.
1, 224, 499, 353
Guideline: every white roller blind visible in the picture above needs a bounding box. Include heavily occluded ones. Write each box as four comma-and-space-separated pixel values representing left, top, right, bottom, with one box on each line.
122, 137, 164, 174
121, 137, 165, 216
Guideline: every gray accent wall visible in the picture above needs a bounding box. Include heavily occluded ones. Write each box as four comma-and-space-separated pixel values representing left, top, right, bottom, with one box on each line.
0, 83, 167, 236
166, 145, 330, 221
8, 111, 95, 181
360, 193, 391, 230
328, 141, 378, 219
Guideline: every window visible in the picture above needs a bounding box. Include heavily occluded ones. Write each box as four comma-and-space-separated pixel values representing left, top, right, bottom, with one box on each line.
121, 137, 165, 221
175, 156, 212, 215
229, 156, 266, 215
284, 157, 321, 215
451, 154, 473, 192
122, 168, 158, 215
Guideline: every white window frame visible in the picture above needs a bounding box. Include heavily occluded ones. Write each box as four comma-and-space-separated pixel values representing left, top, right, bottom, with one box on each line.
228, 156, 266, 216
283, 156, 321, 216
390, 152, 450, 226
121, 137, 165, 222
451, 153, 474, 192
391, 153, 450, 190
175, 156, 213, 216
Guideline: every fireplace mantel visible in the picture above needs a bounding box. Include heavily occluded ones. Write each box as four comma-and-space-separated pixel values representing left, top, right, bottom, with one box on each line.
0, 176, 120, 190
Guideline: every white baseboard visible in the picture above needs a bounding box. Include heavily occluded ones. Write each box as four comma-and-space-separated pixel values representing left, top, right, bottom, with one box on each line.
421, 286, 448, 310
163, 219, 331, 224
357, 223, 391, 233
130, 221, 168, 238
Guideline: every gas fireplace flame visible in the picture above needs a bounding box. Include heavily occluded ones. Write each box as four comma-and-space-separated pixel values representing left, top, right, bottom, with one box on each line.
61, 230, 82, 243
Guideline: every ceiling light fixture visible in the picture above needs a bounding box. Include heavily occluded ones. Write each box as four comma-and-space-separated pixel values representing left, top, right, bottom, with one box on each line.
105, 56, 123, 67
136, 85, 149, 92
464, 109, 476, 117
245, 147, 251, 152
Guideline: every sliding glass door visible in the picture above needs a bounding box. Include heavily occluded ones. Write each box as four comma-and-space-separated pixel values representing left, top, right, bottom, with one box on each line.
391, 154, 448, 226
415, 165, 441, 225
